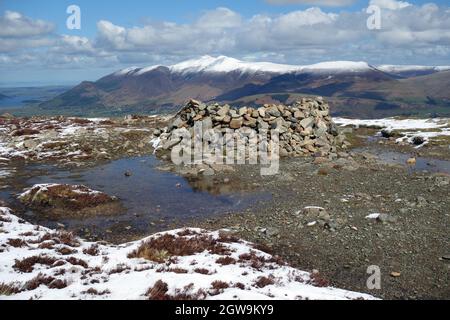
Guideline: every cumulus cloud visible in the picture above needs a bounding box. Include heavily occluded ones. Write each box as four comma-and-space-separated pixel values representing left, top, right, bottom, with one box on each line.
1, 2, 450, 74
369, 0, 411, 10
0, 11, 54, 37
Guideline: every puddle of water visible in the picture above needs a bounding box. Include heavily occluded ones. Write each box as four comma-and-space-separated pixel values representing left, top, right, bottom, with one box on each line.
354, 148, 450, 174
0, 156, 271, 241
376, 151, 450, 174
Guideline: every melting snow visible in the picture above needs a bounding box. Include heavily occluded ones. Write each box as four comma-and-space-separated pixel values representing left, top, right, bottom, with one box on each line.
334, 117, 450, 146
0, 207, 377, 300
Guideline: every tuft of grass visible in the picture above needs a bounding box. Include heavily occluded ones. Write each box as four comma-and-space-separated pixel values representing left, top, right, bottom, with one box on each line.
65, 257, 88, 268
211, 280, 229, 290
308, 272, 330, 288
81, 288, 111, 296
128, 233, 230, 262
24, 273, 67, 290
0, 283, 21, 296
13, 255, 58, 273
254, 276, 275, 288
194, 268, 210, 275
108, 264, 129, 275
146, 280, 169, 300
82, 245, 99, 256
7, 238, 28, 248
156, 267, 188, 274
57, 247, 77, 255
215, 256, 236, 265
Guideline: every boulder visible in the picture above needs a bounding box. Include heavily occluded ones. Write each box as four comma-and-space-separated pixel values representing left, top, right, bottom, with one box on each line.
230, 118, 244, 129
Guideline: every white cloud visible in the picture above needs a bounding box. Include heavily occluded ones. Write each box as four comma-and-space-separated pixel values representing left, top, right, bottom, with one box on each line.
195, 7, 242, 29
1, 3, 450, 73
0, 11, 54, 37
369, 0, 411, 10
266, 0, 355, 7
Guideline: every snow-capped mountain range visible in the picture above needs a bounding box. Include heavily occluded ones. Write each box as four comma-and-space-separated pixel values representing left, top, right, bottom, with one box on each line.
41, 55, 450, 118
113, 55, 449, 77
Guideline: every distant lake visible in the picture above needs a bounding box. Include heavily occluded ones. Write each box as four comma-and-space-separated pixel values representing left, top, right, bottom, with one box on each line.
0, 95, 40, 108
0, 85, 71, 109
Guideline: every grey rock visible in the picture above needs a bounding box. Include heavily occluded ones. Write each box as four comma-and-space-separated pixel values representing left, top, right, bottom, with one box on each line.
300, 117, 315, 129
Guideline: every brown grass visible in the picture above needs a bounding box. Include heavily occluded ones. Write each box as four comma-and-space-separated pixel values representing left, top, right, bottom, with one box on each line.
13, 255, 58, 273
82, 288, 111, 296
56, 231, 80, 247
31, 231, 80, 247
157, 267, 188, 274
12, 128, 40, 136
24, 273, 67, 290
70, 118, 91, 125
38, 241, 55, 249
234, 282, 245, 290
108, 264, 129, 275
238, 251, 284, 269
128, 233, 230, 262
171, 284, 207, 300
211, 280, 229, 290
146, 280, 169, 300
194, 268, 210, 275
176, 229, 200, 237
82, 245, 99, 256
309, 272, 330, 287
217, 231, 240, 243
19, 231, 35, 237
215, 256, 236, 265
20, 184, 114, 211
0, 283, 21, 296
7, 238, 28, 248
254, 276, 275, 288
57, 247, 77, 255
146, 281, 207, 300
65, 257, 88, 268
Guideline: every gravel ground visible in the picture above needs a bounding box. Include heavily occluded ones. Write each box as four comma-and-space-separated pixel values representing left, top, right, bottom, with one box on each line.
185, 153, 450, 300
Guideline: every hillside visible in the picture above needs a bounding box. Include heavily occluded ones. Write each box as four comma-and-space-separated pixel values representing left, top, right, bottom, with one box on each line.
40, 56, 450, 118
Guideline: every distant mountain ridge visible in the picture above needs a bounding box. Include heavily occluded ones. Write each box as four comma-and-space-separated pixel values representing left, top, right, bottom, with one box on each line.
40, 56, 450, 118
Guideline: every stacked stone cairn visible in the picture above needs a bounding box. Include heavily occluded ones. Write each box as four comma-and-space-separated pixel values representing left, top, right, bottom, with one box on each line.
152, 98, 347, 160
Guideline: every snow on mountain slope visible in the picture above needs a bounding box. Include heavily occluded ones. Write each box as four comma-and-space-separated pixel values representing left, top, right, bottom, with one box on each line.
302, 61, 373, 72
113, 56, 377, 77
377, 65, 450, 73
112, 56, 450, 80
170, 55, 300, 74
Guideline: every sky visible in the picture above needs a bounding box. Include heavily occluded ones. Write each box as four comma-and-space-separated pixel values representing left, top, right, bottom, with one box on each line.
0, 0, 449, 86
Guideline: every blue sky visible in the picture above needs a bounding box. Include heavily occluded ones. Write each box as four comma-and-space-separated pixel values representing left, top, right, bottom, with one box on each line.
0, 0, 449, 86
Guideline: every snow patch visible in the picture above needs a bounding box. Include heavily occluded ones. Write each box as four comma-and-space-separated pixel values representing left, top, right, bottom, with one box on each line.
334, 117, 450, 147
0, 207, 377, 300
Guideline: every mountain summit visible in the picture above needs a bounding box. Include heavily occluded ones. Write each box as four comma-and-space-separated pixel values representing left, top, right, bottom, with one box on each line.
40, 55, 450, 118
113, 55, 375, 77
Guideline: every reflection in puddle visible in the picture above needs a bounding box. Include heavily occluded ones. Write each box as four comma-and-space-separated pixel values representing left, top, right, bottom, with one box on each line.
355, 148, 450, 174
376, 151, 450, 174
0, 156, 271, 242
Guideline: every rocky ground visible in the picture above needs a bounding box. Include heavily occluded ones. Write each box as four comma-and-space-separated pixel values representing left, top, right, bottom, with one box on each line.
179, 139, 450, 300
1, 112, 449, 300
0, 114, 169, 168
